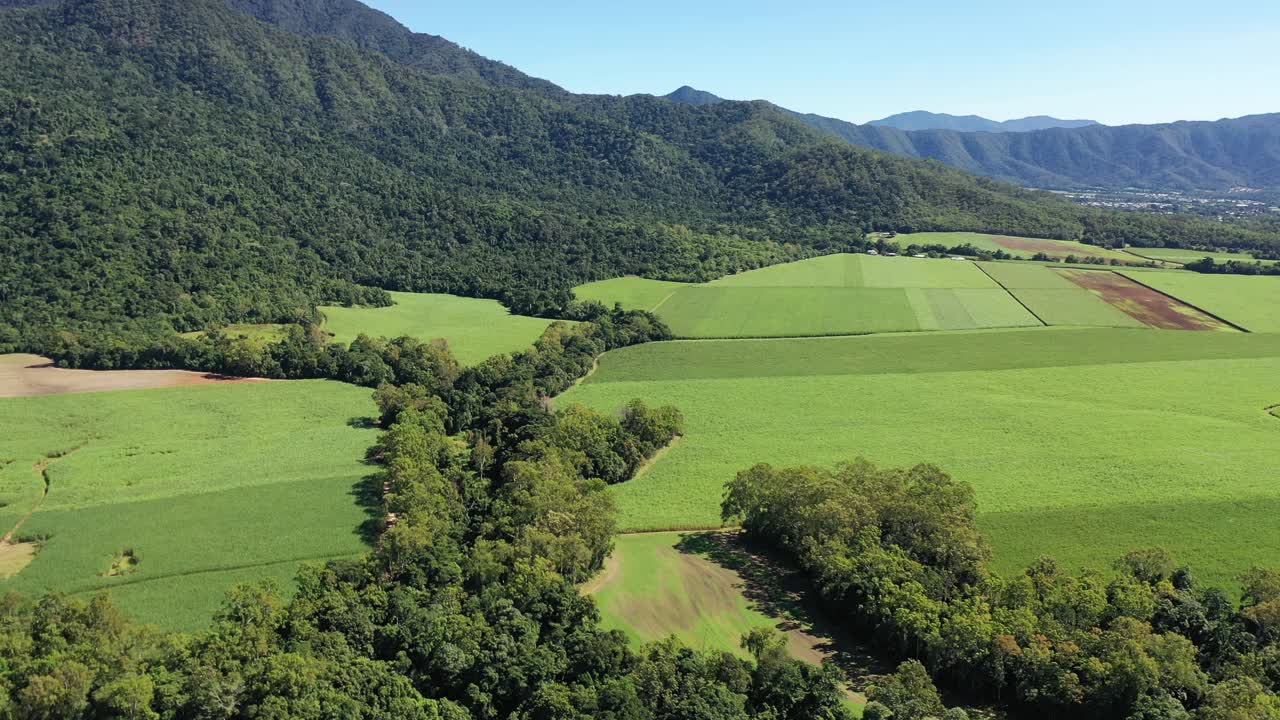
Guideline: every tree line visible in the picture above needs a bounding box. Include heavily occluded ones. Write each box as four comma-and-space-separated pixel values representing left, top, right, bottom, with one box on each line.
0, 311, 856, 719
723, 460, 1280, 719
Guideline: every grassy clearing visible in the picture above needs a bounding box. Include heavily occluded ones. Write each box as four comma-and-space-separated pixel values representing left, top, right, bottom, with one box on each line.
320, 291, 558, 365
1125, 247, 1277, 265
1120, 272, 1280, 333
591, 531, 871, 712
562, 329, 1280, 588
0, 382, 379, 630
573, 277, 689, 311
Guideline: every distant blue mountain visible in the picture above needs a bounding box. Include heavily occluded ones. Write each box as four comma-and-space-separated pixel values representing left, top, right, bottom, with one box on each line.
868, 110, 1099, 133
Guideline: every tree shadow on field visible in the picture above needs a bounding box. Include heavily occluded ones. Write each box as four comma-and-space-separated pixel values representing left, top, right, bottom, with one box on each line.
674, 531, 890, 694
347, 416, 380, 430
350, 470, 386, 546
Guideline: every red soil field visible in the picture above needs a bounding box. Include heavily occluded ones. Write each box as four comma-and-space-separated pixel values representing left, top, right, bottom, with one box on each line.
991, 236, 1131, 262
1057, 270, 1236, 331
0, 354, 266, 398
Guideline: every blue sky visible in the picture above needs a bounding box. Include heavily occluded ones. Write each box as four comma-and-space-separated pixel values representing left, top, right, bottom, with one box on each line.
364, 1, 1279, 126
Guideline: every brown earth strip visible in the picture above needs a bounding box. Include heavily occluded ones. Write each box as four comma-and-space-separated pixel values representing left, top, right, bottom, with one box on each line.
0, 354, 267, 398
990, 236, 1127, 262
1057, 270, 1236, 331
0, 542, 37, 579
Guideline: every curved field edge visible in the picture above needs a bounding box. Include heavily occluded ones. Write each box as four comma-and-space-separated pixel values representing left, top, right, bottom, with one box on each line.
0, 381, 380, 630
589, 531, 872, 709
319, 291, 561, 365
560, 329, 1280, 588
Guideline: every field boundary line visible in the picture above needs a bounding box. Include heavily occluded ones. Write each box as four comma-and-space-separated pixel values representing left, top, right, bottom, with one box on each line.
1116, 271, 1251, 333
61, 551, 367, 596
972, 262, 1049, 327
648, 289, 679, 313
2, 441, 90, 544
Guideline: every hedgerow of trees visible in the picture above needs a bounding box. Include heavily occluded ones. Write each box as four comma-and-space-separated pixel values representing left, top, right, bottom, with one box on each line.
723, 460, 1280, 718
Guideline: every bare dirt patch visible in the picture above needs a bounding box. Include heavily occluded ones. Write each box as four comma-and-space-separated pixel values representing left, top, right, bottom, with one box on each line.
0, 542, 38, 578
1058, 270, 1236, 331
0, 354, 267, 398
990, 236, 1129, 262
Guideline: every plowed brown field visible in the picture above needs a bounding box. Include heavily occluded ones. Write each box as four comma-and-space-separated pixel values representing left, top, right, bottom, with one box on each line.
1058, 270, 1236, 331
0, 354, 265, 398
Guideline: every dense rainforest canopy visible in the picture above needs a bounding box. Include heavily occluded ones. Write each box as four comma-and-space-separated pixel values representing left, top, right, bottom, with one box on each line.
2, 0, 1278, 357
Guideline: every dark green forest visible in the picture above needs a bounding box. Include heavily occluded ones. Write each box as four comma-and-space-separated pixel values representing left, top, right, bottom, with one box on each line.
724, 462, 1280, 718
3, 0, 1278, 361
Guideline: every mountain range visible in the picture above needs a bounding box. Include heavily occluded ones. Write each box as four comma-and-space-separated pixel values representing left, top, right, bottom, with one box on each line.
663, 87, 1280, 191
867, 110, 1099, 133
0, 0, 1275, 353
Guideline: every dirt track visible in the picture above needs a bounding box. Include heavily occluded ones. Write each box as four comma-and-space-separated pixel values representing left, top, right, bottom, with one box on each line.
0, 354, 266, 398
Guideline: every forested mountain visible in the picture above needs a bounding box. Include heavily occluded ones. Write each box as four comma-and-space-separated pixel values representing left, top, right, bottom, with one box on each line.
0, 0, 1150, 353
0, 0, 1277, 358
664, 87, 1280, 191
867, 110, 1100, 133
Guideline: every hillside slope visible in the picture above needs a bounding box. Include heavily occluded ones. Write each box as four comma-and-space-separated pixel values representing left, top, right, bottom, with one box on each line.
0, 0, 1122, 350
0, 0, 1276, 358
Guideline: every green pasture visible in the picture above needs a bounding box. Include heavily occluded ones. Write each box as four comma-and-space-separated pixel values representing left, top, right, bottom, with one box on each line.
320, 291, 557, 365
1121, 272, 1280, 333
562, 328, 1280, 588
1125, 247, 1276, 265
592, 532, 780, 655
590, 254, 1041, 338
892, 232, 1141, 263
573, 277, 689, 311
0, 381, 378, 629
592, 531, 866, 713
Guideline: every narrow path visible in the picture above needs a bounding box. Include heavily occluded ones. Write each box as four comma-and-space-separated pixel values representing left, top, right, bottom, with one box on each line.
1267, 404, 1279, 419
973, 262, 1049, 327
649, 290, 679, 313
2, 441, 89, 544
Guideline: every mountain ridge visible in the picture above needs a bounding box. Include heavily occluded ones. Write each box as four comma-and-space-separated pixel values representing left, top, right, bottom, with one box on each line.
868, 109, 1100, 133
662, 86, 1280, 190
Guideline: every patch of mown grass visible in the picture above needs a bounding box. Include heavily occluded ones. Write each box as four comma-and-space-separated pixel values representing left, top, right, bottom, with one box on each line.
0, 381, 379, 630
320, 291, 559, 365
1120, 272, 1280, 333
562, 329, 1280, 584
573, 277, 690, 311
590, 531, 873, 711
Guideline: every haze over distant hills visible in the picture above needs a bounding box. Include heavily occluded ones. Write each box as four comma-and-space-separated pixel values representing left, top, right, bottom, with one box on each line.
662, 87, 1280, 191
867, 110, 1100, 133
